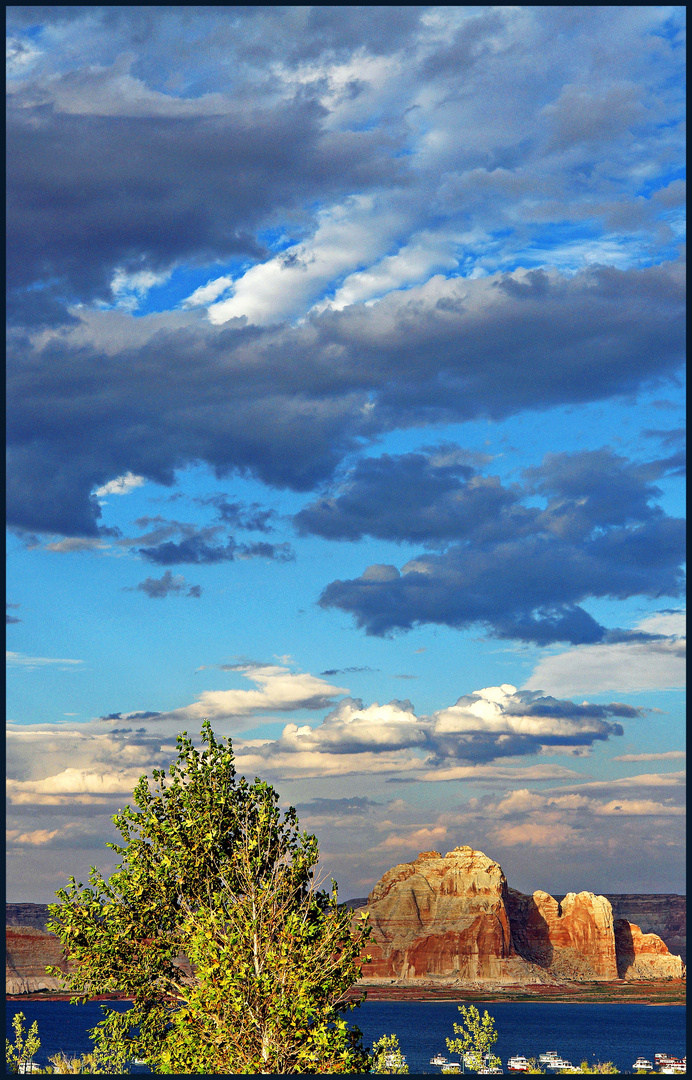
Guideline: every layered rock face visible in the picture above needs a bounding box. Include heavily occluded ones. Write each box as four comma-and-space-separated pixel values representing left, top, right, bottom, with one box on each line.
356, 846, 684, 987
6, 927, 72, 995
614, 920, 685, 979
360, 847, 536, 984
605, 894, 686, 964
506, 889, 618, 980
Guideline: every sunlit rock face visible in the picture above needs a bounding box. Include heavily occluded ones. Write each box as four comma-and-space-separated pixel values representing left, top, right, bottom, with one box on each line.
614, 919, 685, 980
356, 846, 684, 987
359, 846, 543, 985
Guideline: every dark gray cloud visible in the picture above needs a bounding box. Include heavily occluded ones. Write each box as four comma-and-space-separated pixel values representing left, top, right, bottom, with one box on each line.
99, 710, 161, 722
193, 496, 278, 532
319, 512, 685, 644
136, 533, 294, 565
295, 446, 515, 543
293, 796, 382, 817
7, 77, 400, 323
6, 604, 22, 625
304, 444, 686, 644
6, 260, 685, 537
124, 569, 202, 599
319, 666, 378, 676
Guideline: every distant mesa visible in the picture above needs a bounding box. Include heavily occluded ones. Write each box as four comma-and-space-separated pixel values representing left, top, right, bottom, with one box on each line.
351, 846, 685, 988
5, 858, 687, 994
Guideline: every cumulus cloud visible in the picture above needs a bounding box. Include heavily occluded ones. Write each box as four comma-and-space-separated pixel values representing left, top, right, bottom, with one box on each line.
295, 446, 512, 543
194, 682, 632, 781
6, 604, 22, 625
316, 446, 685, 644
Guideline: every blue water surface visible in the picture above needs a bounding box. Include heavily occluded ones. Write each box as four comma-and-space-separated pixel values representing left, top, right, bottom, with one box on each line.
5, 998, 686, 1073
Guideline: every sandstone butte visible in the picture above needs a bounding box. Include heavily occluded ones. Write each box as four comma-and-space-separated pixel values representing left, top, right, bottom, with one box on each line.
352, 846, 685, 988
5, 853, 687, 994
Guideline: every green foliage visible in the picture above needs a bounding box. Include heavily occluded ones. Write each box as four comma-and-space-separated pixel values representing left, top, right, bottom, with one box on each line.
524, 1061, 546, 1074
6, 1011, 41, 1074
48, 722, 372, 1074
567, 1065, 619, 1075
370, 1034, 408, 1073
445, 1005, 501, 1073
46, 1051, 114, 1073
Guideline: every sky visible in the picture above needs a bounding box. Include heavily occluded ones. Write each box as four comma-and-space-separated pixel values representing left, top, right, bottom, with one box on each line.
6, 6, 686, 905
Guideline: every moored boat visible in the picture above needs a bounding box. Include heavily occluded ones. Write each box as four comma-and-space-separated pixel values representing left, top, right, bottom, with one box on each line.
656, 1053, 686, 1074
507, 1055, 531, 1072
430, 1053, 448, 1066
632, 1057, 653, 1072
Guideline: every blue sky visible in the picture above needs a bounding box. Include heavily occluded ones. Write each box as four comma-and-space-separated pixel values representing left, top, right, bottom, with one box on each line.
6, 6, 685, 903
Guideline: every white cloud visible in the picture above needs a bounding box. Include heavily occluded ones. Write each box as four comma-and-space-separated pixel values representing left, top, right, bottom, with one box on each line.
94, 471, 146, 497
208, 195, 408, 326
182, 275, 235, 308
370, 824, 448, 852
613, 751, 685, 762
6, 768, 146, 803
114, 664, 348, 725
637, 610, 686, 637
7, 826, 77, 846
595, 799, 684, 816
523, 612, 686, 695
110, 268, 171, 310
234, 743, 423, 781
6, 651, 83, 669
42, 55, 232, 119
44, 537, 109, 553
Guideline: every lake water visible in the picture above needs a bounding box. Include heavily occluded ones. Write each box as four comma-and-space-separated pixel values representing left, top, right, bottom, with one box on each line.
6, 999, 686, 1073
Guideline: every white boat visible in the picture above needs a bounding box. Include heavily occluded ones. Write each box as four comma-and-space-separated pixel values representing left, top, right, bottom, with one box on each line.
543, 1054, 576, 1072
656, 1054, 686, 1074
430, 1053, 448, 1066
539, 1051, 559, 1064
17, 1062, 42, 1075
507, 1056, 531, 1072
384, 1051, 407, 1068
632, 1057, 654, 1072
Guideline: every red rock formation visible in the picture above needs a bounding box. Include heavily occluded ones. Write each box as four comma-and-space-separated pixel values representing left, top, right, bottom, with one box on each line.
359, 846, 544, 986
525, 890, 618, 980
356, 846, 684, 988
604, 895, 686, 963
614, 919, 684, 980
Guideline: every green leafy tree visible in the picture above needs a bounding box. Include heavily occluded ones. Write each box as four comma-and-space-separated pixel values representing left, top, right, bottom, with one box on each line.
445, 1005, 501, 1073
6, 1012, 41, 1074
371, 1035, 409, 1073
47, 722, 372, 1074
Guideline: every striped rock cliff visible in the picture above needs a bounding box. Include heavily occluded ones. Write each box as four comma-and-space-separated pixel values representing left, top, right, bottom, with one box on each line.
6, 926, 72, 995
